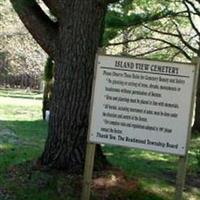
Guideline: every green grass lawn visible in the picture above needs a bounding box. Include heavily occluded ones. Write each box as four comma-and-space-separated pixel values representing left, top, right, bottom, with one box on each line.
0, 89, 199, 200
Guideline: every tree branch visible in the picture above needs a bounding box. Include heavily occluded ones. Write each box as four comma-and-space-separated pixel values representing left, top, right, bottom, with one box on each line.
144, 24, 198, 54
183, 0, 200, 14
110, 36, 192, 60
106, 9, 188, 30
42, 0, 61, 17
143, 25, 179, 37
130, 46, 172, 57
106, 37, 143, 46
172, 21, 199, 53
183, 0, 200, 38
143, 37, 192, 60
10, 0, 58, 58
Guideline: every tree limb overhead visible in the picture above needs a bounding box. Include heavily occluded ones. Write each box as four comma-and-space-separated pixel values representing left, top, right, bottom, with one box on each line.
10, 0, 59, 58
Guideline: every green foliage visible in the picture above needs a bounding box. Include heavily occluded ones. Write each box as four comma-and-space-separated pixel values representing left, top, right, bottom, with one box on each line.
44, 57, 54, 82
195, 149, 200, 168
107, 0, 177, 27
105, 0, 196, 61
103, 28, 120, 46
106, 8, 176, 29
105, 11, 125, 28
104, 0, 181, 48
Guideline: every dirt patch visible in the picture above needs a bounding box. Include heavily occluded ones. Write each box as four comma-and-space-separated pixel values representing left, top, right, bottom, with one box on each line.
4, 162, 141, 200
92, 168, 139, 199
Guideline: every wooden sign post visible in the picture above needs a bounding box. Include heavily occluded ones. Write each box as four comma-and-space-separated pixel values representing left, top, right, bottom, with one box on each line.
175, 57, 199, 200
81, 54, 99, 200
81, 143, 96, 200
81, 55, 200, 200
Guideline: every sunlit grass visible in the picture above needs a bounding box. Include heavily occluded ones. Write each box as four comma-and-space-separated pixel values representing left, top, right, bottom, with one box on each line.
0, 143, 13, 150
0, 97, 42, 121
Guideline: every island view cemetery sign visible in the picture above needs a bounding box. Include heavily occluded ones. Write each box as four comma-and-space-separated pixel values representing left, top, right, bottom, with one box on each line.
89, 55, 197, 155
81, 55, 199, 200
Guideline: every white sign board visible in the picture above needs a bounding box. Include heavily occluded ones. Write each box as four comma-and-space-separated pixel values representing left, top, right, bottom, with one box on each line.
89, 55, 196, 155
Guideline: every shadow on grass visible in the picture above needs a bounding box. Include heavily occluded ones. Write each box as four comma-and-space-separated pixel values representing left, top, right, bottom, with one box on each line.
103, 145, 176, 174
0, 120, 47, 174
103, 145, 200, 189
0, 120, 47, 137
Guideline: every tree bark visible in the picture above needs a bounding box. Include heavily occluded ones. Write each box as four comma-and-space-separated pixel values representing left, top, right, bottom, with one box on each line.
192, 70, 200, 133
39, 1, 108, 172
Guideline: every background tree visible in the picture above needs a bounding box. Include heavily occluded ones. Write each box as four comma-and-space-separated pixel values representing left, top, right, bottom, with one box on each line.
106, 0, 190, 58
0, 0, 47, 89
104, 0, 187, 45
42, 57, 54, 120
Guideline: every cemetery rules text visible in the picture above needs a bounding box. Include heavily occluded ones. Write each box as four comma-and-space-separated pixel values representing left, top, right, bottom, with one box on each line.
89, 55, 196, 155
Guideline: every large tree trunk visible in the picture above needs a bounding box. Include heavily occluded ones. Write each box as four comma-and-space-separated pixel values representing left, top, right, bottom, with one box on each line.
40, 1, 107, 172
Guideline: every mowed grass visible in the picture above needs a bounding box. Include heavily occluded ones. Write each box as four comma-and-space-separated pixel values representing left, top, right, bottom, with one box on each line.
0, 89, 49, 200
0, 89, 200, 200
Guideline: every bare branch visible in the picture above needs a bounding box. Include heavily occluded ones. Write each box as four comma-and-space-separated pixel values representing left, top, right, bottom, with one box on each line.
106, 38, 143, 46
112, 36, 192, 60
10, 0, 58, 58
183, 0, 200, 38
143, 37, 192, 60
184, 0, 200, 14
143, 24, 198, 54
172, 21, 199, 53
130, 46, 172, 57
170, 51, 182, 61
143, 25, 179, 37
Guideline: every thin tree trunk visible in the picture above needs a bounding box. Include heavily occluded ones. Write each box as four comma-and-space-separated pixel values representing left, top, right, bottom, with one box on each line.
42, 82, 51, 120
